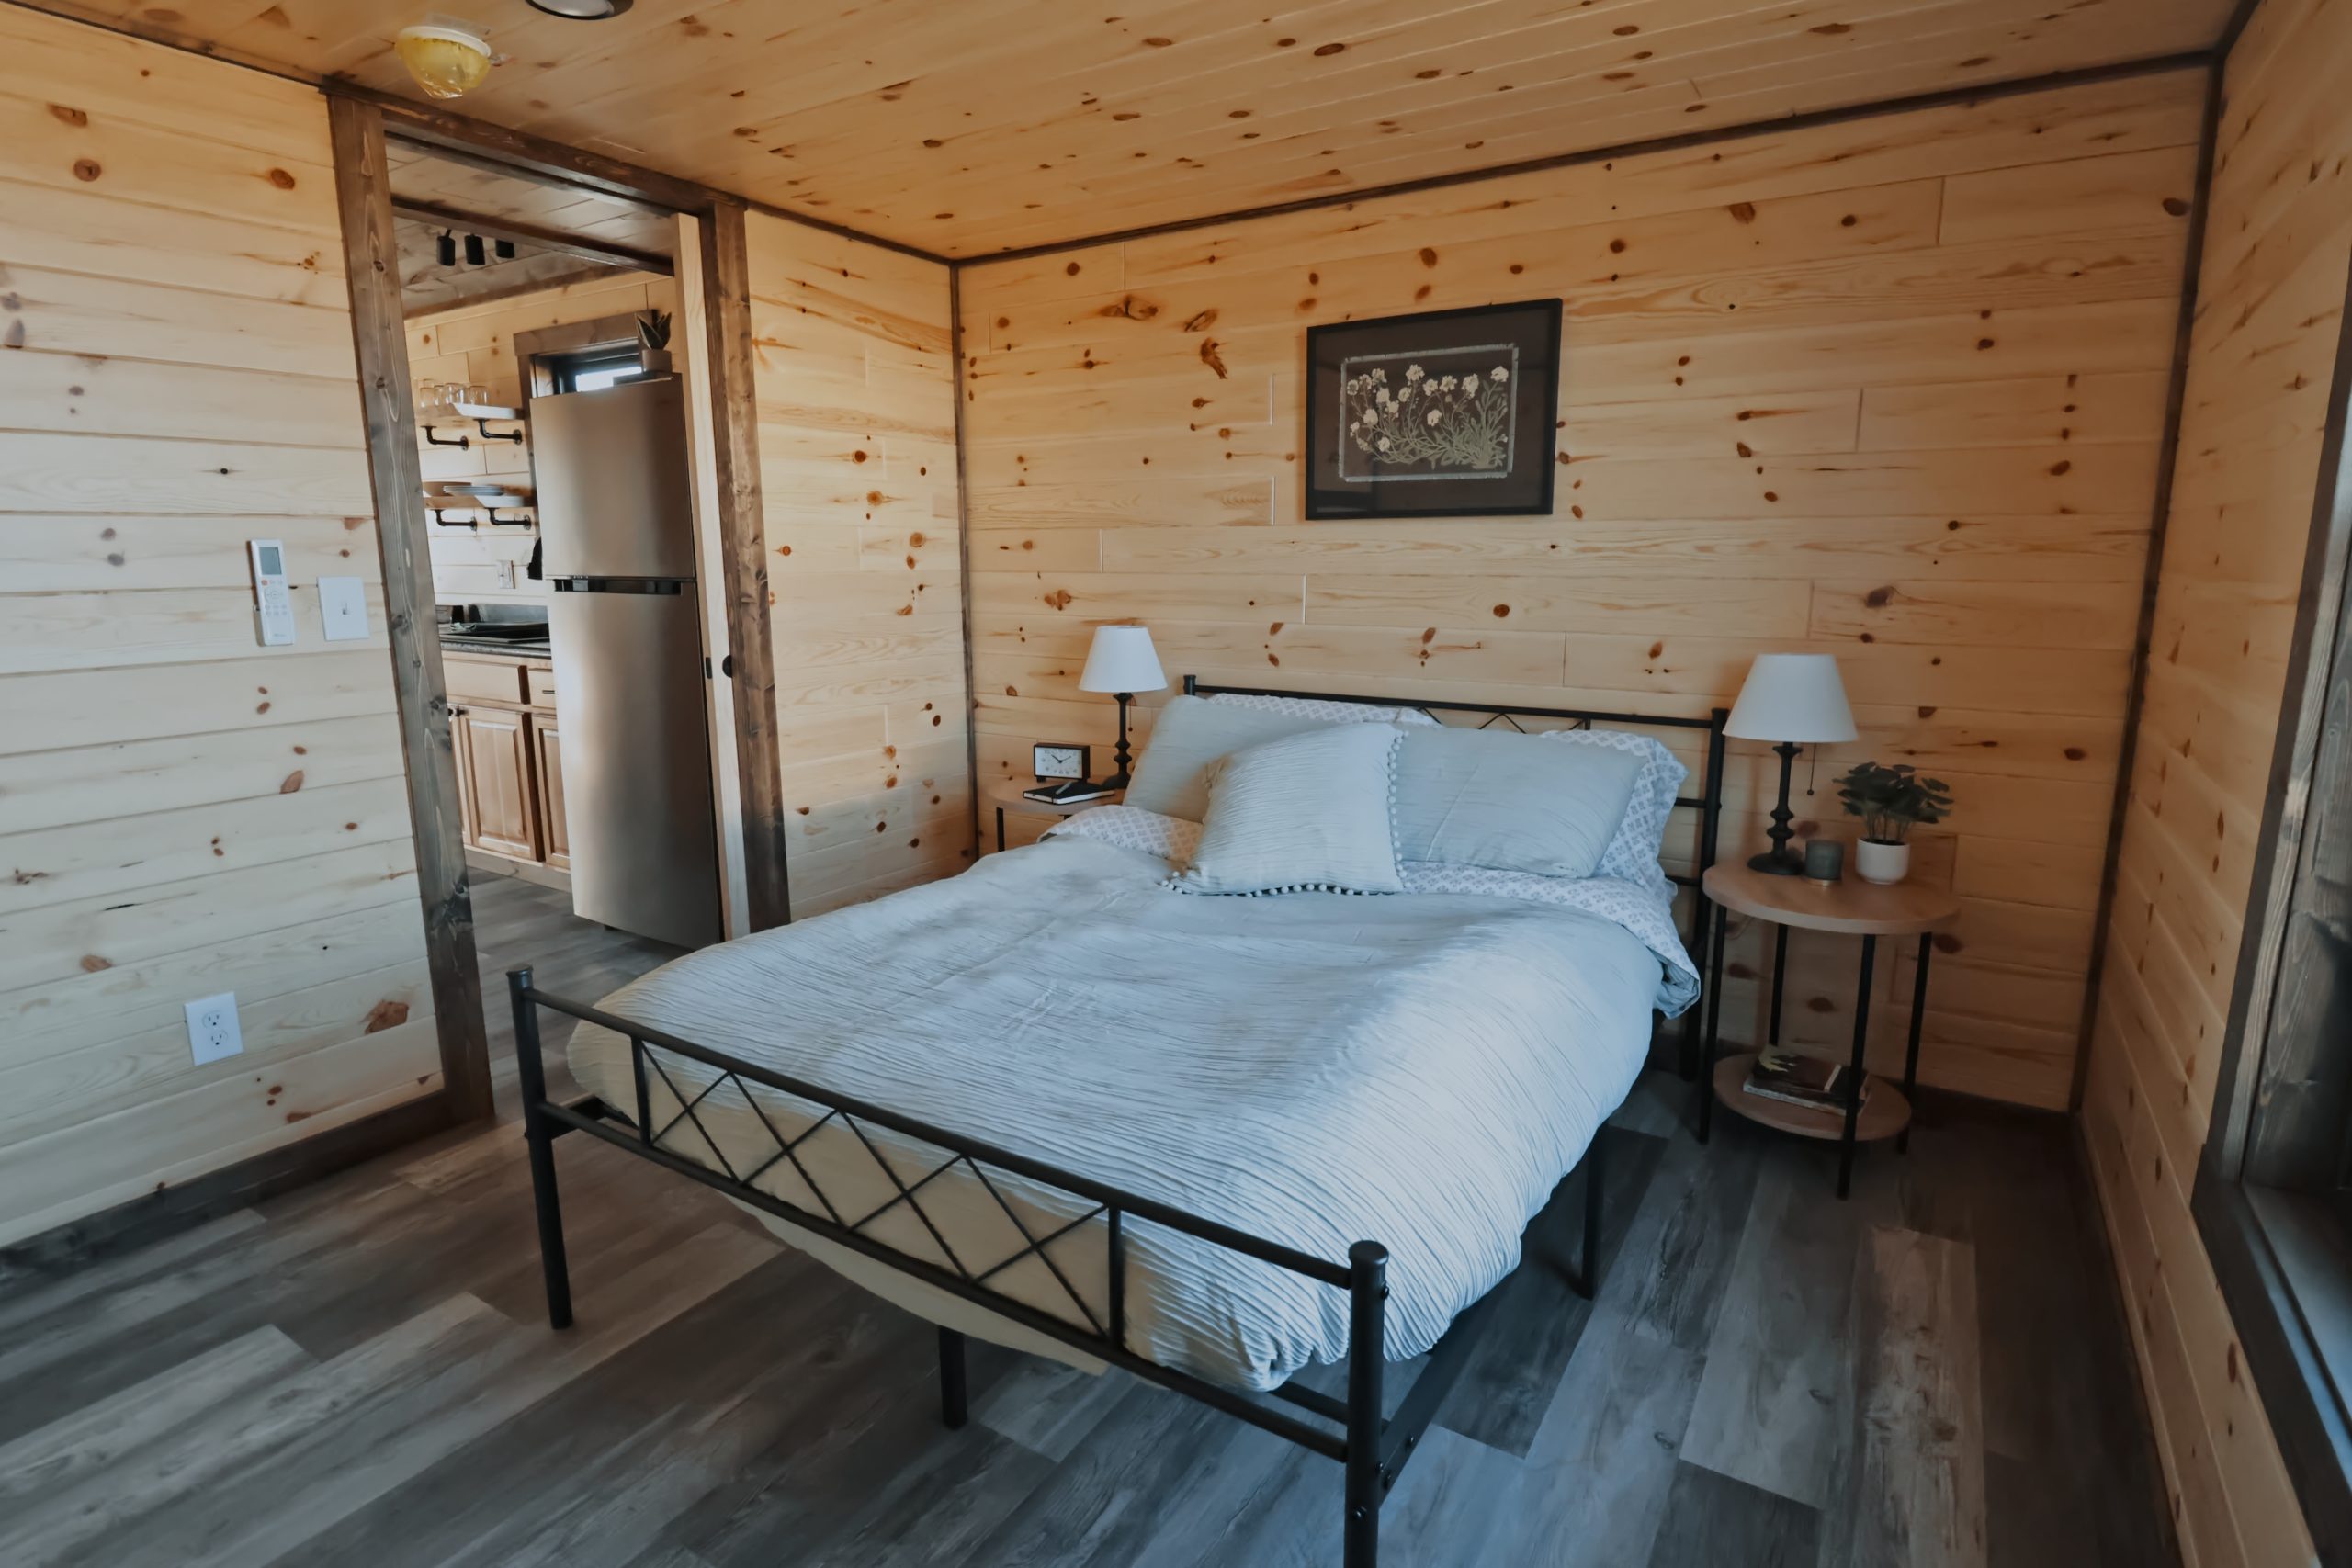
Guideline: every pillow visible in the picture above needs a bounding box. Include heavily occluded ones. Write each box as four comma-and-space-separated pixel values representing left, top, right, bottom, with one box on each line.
1123, 694, 1355, 821
1204, 692, 1440, 727
1391, 726, 1645, 878
1168, 724, 1404, 896
1538, 729, 1689, 897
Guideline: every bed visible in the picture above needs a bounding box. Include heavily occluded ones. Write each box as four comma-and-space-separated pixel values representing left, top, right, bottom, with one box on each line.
507, 679, 1729, 1568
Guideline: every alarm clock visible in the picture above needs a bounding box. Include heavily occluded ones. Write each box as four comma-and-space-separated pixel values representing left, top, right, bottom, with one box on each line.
1033, 741, 1091, 783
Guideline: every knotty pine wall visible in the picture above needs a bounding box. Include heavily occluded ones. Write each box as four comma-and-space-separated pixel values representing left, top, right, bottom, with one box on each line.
741, 212, 973, 918
958, 68, 2207, 1112
407, 268, 678, 606
0, 8, 440, 1245
2080, 1, 2346, 1562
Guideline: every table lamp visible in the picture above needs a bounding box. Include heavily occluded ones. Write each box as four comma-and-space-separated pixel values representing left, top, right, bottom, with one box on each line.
1079, 624, 1166, 790
1725, 653, 1856, 875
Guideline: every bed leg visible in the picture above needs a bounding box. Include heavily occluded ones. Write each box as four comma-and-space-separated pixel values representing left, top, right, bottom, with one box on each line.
508, 967, 573, 1332
938, 1327, 968, 1430
1344, 1241, 1387, 1568
1575, 1133, 1607, 1301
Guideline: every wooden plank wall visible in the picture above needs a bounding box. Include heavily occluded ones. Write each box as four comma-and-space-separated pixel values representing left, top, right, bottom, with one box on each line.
0, 7, 441, 1246
2079, 2, 2347, 1563
957, 69, 2208, 1112
406, 269, 677, 606
740, 211, 972, 917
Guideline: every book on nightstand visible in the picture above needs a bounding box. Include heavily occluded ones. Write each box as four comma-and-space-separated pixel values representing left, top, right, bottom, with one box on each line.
1022, 780, 1118, 805
1744, 1049, 1868, 1111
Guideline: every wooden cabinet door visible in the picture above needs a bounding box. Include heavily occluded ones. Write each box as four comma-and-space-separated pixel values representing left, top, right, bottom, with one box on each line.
531, 716, 569, 871
454, 706, 538, 859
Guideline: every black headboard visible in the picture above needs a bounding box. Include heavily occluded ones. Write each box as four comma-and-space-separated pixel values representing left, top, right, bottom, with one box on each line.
1182, 676, 1731, 1069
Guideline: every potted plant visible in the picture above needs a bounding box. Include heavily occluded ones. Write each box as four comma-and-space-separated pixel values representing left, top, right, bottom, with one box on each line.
1836, 761, 1952, 885
637, 309, 673, 376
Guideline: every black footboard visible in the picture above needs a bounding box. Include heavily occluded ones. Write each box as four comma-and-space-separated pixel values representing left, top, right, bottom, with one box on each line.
507, 968, 1610, 1568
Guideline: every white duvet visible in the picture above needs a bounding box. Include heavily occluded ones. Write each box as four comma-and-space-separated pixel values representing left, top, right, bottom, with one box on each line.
567, 832, 1668, 1391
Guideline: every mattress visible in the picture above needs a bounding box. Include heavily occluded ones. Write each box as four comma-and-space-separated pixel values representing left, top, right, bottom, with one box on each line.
565, 834, 1661, 1392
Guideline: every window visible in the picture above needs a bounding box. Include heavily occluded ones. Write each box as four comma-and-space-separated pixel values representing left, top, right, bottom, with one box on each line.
2197, 272, 2352, 1562
548, 344, 642, 393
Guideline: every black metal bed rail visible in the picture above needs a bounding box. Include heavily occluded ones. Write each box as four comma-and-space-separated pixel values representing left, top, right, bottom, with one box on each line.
505, 968, 1560, 1565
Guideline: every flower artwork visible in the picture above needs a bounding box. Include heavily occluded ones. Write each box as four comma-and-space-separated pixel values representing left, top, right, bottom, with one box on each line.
1340, 357, 1515, 478
1306, 299, 1562, 519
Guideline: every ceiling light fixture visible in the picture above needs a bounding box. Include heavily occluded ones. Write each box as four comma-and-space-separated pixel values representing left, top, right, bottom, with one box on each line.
464, 233, 487, 265
494, 239, 516, 259
394, 19, 494, 99
525, 0, 634, 17
436, 231, 458, 266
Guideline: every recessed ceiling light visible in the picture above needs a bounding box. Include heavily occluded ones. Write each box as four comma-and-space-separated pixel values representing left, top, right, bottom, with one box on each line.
525, 0, 634, 17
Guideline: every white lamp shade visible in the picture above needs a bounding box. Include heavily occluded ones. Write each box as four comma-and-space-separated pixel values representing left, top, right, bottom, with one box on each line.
1724, 653, 1857, 743
1079, 625, 1166, 694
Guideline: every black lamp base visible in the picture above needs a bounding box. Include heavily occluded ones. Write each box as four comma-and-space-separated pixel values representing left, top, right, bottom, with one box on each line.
1103, 692, 1136, 793
1747, 848, 1805, 876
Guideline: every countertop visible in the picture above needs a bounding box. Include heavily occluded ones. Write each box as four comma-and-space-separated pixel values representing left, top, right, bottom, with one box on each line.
440, 633, 551, 658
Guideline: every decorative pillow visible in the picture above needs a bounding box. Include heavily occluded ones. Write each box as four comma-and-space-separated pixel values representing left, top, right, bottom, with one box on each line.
1537, 729, 1689, 897
1390, 726, 1645, 879
1123, 694, 1359, 822
1041, 804, 1204, 863
1168, 724, 1404, 896
1204, 692, 1440, 727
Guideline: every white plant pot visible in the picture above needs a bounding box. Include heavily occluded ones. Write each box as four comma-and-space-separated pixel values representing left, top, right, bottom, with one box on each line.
1856, 838, 1910, 886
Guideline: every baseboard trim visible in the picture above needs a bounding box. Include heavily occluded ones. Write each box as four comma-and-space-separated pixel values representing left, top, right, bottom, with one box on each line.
0, 1089, 465, 1279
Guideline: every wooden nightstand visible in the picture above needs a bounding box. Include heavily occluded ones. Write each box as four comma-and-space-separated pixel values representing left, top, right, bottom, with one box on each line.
1697, 861, 1961, 1199
980, 775, 1122, 852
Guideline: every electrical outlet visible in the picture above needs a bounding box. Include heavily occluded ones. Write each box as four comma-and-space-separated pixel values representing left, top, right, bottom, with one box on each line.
185, 991, 243, 1066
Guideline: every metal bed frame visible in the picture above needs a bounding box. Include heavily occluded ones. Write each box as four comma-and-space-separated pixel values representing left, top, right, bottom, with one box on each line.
507, 678, 1729, 1568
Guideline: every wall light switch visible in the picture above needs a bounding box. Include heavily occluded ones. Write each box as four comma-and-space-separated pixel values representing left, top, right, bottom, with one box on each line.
185, 992, 243, 1066
319, 576, 370, 641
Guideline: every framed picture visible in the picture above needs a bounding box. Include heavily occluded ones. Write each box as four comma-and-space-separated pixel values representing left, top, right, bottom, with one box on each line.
1304, 299, 1563, 520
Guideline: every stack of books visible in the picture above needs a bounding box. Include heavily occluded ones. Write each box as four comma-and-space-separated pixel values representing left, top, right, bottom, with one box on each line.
1743, 1049, 1867, 1112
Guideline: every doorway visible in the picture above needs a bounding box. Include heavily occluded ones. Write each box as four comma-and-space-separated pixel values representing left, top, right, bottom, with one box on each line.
326, 97, 786, 1123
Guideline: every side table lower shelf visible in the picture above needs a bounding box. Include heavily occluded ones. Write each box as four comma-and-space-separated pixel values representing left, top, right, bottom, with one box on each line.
1712, 1051, 1911, 1145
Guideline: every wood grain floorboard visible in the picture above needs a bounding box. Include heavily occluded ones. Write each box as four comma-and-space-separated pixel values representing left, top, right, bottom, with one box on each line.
1645, 1460, 1820, 1568
0, 878, 2178, 1567
1818, 1227, 1987, 1568
1679, 1151, 1859, 1508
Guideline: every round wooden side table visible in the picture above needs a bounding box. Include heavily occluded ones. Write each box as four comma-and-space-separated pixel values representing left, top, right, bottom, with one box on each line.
1697, 861, 1961, 1199
980, 775, 1122, 852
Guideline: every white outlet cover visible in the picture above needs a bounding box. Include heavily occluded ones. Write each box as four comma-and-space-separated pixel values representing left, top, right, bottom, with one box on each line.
185, 991, 244, 1066
319, 576, 370, 642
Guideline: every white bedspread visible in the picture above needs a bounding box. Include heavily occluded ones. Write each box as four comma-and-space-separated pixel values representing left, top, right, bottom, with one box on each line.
566, 835, 1659, 1391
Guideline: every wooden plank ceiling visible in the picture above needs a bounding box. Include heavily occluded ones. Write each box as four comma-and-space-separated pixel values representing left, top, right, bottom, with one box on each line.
58, 0, 2236, 254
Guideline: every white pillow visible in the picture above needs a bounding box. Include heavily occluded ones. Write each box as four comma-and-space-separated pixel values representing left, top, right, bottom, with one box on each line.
1204, 692, 1440, 727
1167, 724, 1404, 896
1391, 726, 1646, 878
1123, 694, 1356, 821
1537, 729, 1689, 897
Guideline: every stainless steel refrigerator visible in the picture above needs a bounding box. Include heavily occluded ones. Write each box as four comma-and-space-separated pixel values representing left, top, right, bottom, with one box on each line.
533, 375, 723, 949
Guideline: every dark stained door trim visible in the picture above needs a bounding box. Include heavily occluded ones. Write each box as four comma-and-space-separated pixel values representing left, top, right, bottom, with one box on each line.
327, 94, 495, 1122
695, 201, 792, 929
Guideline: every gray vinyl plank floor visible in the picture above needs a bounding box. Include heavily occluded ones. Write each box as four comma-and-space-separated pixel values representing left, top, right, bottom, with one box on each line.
0, 874, 2179, 1566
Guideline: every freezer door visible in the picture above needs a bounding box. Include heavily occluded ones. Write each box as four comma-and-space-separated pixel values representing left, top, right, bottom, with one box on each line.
548, 584, 722, 949
531, 377, 697, 579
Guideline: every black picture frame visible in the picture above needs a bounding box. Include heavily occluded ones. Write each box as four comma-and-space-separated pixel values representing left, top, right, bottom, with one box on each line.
1304, 299, 1563, 520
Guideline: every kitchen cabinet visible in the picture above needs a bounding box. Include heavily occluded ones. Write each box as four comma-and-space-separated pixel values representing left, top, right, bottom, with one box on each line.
532, 717, 569, 872
445, 650, 568, 886
453, 705, 537, 860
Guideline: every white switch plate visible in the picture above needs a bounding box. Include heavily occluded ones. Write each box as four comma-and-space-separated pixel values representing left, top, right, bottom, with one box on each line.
185, 991, 243, 1066
318, 576, 370, 642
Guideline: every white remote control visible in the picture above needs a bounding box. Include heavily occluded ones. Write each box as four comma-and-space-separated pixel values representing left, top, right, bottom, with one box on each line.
248, 538, 295, 646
